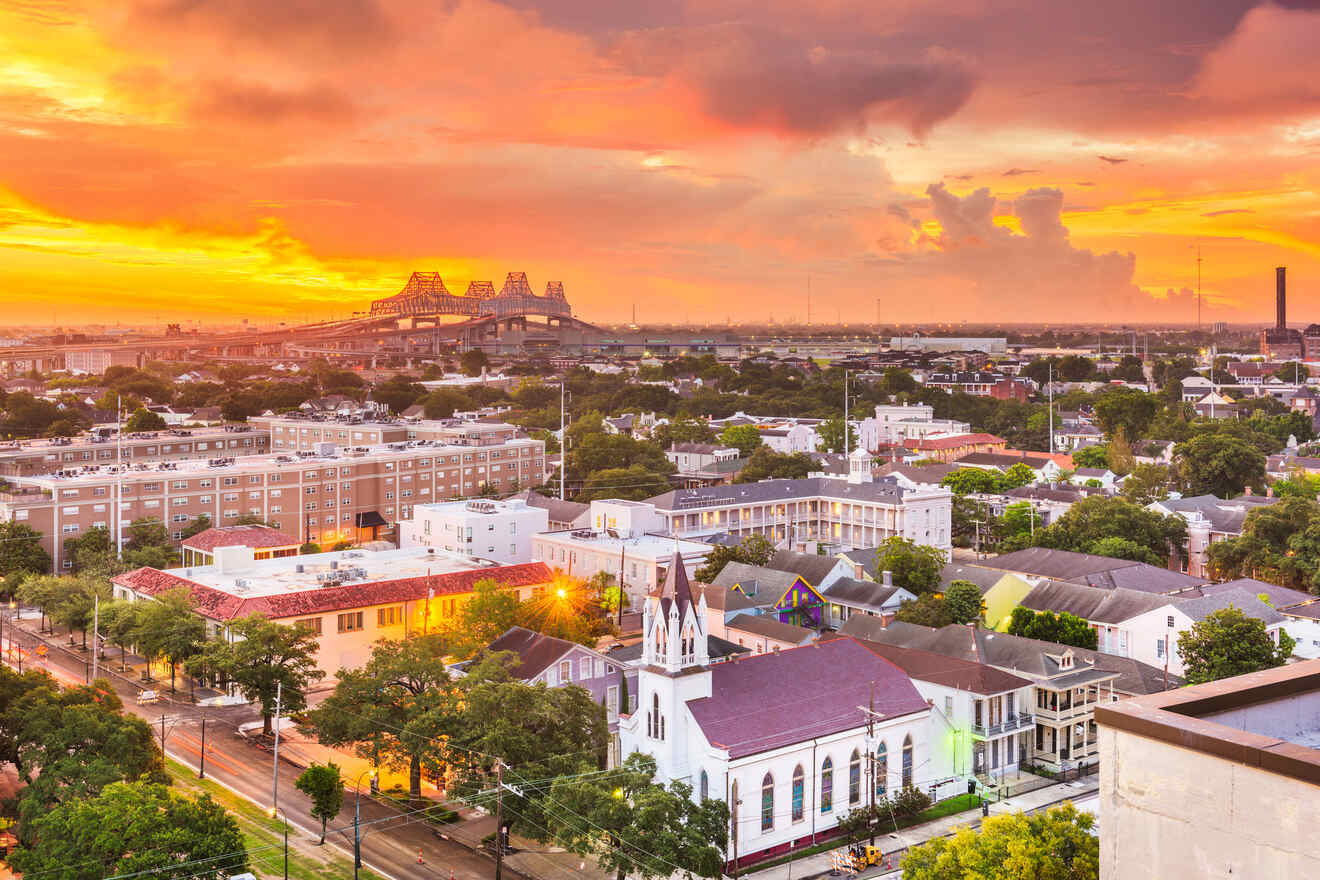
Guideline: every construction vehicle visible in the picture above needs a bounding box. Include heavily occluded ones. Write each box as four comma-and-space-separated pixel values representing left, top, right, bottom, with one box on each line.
848, 844, 884, 867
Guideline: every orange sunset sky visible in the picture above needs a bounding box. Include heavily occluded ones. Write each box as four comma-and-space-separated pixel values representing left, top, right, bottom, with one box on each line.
2, 0, 1320, 326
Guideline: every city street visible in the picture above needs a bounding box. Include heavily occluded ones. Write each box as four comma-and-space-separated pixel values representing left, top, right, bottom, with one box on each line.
2, 611, 525, 880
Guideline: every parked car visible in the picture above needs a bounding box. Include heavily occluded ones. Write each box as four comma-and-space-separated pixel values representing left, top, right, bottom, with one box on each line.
137, 689, 162, 705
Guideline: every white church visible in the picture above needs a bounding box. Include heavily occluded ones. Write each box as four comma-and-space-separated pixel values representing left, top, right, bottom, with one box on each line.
618, 552, 959, 865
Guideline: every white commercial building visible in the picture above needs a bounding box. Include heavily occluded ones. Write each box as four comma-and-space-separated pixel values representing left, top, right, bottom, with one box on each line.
400, 497, 548, 565
531, 500, 711, 610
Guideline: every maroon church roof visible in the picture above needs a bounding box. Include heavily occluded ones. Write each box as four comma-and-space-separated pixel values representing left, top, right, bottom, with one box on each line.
686, 637, 928, 759
113, 562, 553, 622
181, 525, 299, 553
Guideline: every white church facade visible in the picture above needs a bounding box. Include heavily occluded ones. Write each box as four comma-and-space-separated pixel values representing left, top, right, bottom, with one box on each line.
619, 552, 964, 866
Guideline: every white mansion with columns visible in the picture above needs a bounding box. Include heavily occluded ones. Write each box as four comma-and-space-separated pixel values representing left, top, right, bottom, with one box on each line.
619, 552, 963, 866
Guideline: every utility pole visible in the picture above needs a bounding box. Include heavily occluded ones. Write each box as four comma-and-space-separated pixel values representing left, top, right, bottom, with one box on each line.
495, 761, 505, 880
199, 715, 207, 779
843, 369, 849, 454
617, 543, 626, 629
1047, 363, 1054, 454
559, 382, 567, 501
90, 594, 98, 684
115, 394, 124, 558
867, 680, 876, 845
271, 681, 282, 812
730, 781, 740, 880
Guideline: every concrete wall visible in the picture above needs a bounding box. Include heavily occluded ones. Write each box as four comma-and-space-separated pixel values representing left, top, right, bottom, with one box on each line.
1099, 724, 1320, 880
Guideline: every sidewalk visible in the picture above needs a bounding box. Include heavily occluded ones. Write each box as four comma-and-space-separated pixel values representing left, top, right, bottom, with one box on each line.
743, 777, 1101, 880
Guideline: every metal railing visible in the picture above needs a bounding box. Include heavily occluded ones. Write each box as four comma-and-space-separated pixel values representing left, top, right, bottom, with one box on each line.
971, 712, 1034, 738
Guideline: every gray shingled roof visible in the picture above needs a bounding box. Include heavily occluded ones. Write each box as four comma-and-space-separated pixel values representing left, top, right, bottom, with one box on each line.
725, 613, 816, 645
710, 562, 801, 600
1201, 578, 1314, 610
822, 577, 903, 612
769, 549, 844, 588
1175, 588, 1286, 625
1154, 494, 1278, 535
690, 582, 762, 614
978, 547, 1137, 579
839, 618, 1181, 695
941, 562, 1008, 594
842, 547, 880, 578
1067, 565, 1207, 595
1019, 580, 1171, 624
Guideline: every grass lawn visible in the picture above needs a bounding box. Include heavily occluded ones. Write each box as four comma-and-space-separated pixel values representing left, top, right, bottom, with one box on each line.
166, 758, 388, 880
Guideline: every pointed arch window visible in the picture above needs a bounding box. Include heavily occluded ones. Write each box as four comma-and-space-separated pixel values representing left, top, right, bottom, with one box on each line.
649, 692, 665, 741
790, 766, 804, 822
653, 622, 666, 660
875, 742, 888, 798
761, 773, 775, 831
681, 623, 696, 664
820, 756, 833, 814
699, 769, 709, 801
848, 749, 861, 804
902, 734, 914, 788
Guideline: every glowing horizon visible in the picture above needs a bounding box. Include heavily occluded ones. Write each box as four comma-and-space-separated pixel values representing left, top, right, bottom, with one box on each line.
2, 0, 1319, 326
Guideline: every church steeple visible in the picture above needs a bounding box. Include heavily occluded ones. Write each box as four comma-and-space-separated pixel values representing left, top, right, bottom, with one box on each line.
643, 548, 708, 671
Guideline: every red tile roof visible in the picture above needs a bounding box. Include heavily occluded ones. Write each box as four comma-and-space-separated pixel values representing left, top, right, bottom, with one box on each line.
181, 525, 300, 553
903, 433, 1005, 450
112, 562, 554, 622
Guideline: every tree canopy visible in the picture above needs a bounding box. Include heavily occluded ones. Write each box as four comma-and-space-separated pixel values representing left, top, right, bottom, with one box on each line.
900, 803, 1098, 880
1006, 608, 1098, 649
1173, 433, 1266, 498
1177, 606, 1294, 685
692, 534, 774, 582
1029, 495, 1187, 567
192, 614, 324, 735
874, 536, 946, 594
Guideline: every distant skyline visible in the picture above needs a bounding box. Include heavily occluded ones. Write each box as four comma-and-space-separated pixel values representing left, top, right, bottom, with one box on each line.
2, 0, 1319, 324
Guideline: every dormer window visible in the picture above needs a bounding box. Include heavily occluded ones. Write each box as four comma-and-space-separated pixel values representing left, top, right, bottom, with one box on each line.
1060, 651, 1074, 670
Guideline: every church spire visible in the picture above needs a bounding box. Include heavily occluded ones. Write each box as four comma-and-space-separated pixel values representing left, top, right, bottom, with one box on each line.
658, 547, 694, 615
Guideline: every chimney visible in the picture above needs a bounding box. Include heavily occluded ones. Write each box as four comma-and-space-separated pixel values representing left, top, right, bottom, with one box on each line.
881, 570, 893, 587
1277, 267, 1287, 331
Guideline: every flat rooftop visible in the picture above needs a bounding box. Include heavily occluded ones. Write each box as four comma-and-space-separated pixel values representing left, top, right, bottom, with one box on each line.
0, 426, 261, 454
170, 545, 483, 598
538, 529, 711, 558
14, 435, 538, 486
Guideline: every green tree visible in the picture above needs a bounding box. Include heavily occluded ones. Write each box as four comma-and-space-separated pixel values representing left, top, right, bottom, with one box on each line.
734, 447, 817, 483
449, 670, 609, 833
11, 780, 247, 880
1070, 445, 1109, 469
16, 573, 62, 631
1092, 387, 1159, 440
440, 578, 522, 659
12, 682, 163, 839
875, 537, 945, 594
1057, 355, 1097, 382
545, 753, 728, 880
999, 462, 1037, 489
900, 803, 1098, 880
941, 468, 1001, 495
98, 599, 142, 671
372, 374, 425, 414
1107, 427, 1136, 476
577, 464, 674, 503
944, 580, 983, 624
1173, 433, 1266, 498
460, 350, 490, 377
1031, 495, 1187, 568
63, 525, 118, 575
1005, 608, 1098, 649
894, 594, 953, 628
49, 574, 111, 649
817, 416, 848, 452
1177, 606, 1294, 685
134, 587, 206, 694
1111, 354, 1147, 383
1271, 473, 1320, 499
692, 534, 775, 582
0, 520, 52, 581
124, 407, 167, 432
295, 761, 344, 844
307, 634, 458, 800
1000, 501, 1041, 542
179, 513, 212, 540
1120, 463, 1171, 505
653, 417, 716, 448
1274, 362, 1310, 383
1084, 536, 1161, 566
192, 614, 324, 735
718, 424, 763, 456
423, 388, 475, 419
121, 517, 179, 569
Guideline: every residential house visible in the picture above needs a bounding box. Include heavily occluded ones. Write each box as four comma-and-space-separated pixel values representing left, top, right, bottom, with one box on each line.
505, 489, 590, 530
725, 613, 818, 653
1117, 589, 1288, 678
1147, 494, 1279, 578
711, 563, 827, 628
900, 433, 1008, 463
953, 452, 1064, 483
1070, 468, 1116, 490
821, 573, 914, 627
973, 546, 1208, 596
875, 462, 958, 491
841, 619, 1178, 774
399, 497, 549, 565
767, 549, 854, 593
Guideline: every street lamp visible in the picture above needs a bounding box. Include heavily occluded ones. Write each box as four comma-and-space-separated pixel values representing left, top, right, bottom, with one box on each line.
354, 768, 378, 880
267, 806, 288, 880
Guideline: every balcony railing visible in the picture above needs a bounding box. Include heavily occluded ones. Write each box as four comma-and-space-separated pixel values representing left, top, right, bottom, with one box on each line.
972, 713, 1034, 739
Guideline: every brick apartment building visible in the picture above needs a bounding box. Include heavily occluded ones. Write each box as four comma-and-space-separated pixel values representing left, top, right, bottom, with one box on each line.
0, 422, 543, 571
0, 426, 270, 476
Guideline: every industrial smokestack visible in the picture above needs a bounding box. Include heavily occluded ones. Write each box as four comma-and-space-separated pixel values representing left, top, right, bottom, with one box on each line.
1277, 266, 1287, 330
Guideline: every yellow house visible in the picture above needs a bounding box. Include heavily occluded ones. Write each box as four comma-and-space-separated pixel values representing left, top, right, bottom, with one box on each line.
941, 562, 1034, 631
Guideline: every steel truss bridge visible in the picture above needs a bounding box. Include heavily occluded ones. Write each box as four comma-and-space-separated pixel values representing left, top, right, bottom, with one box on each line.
368, 271, 571, 320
